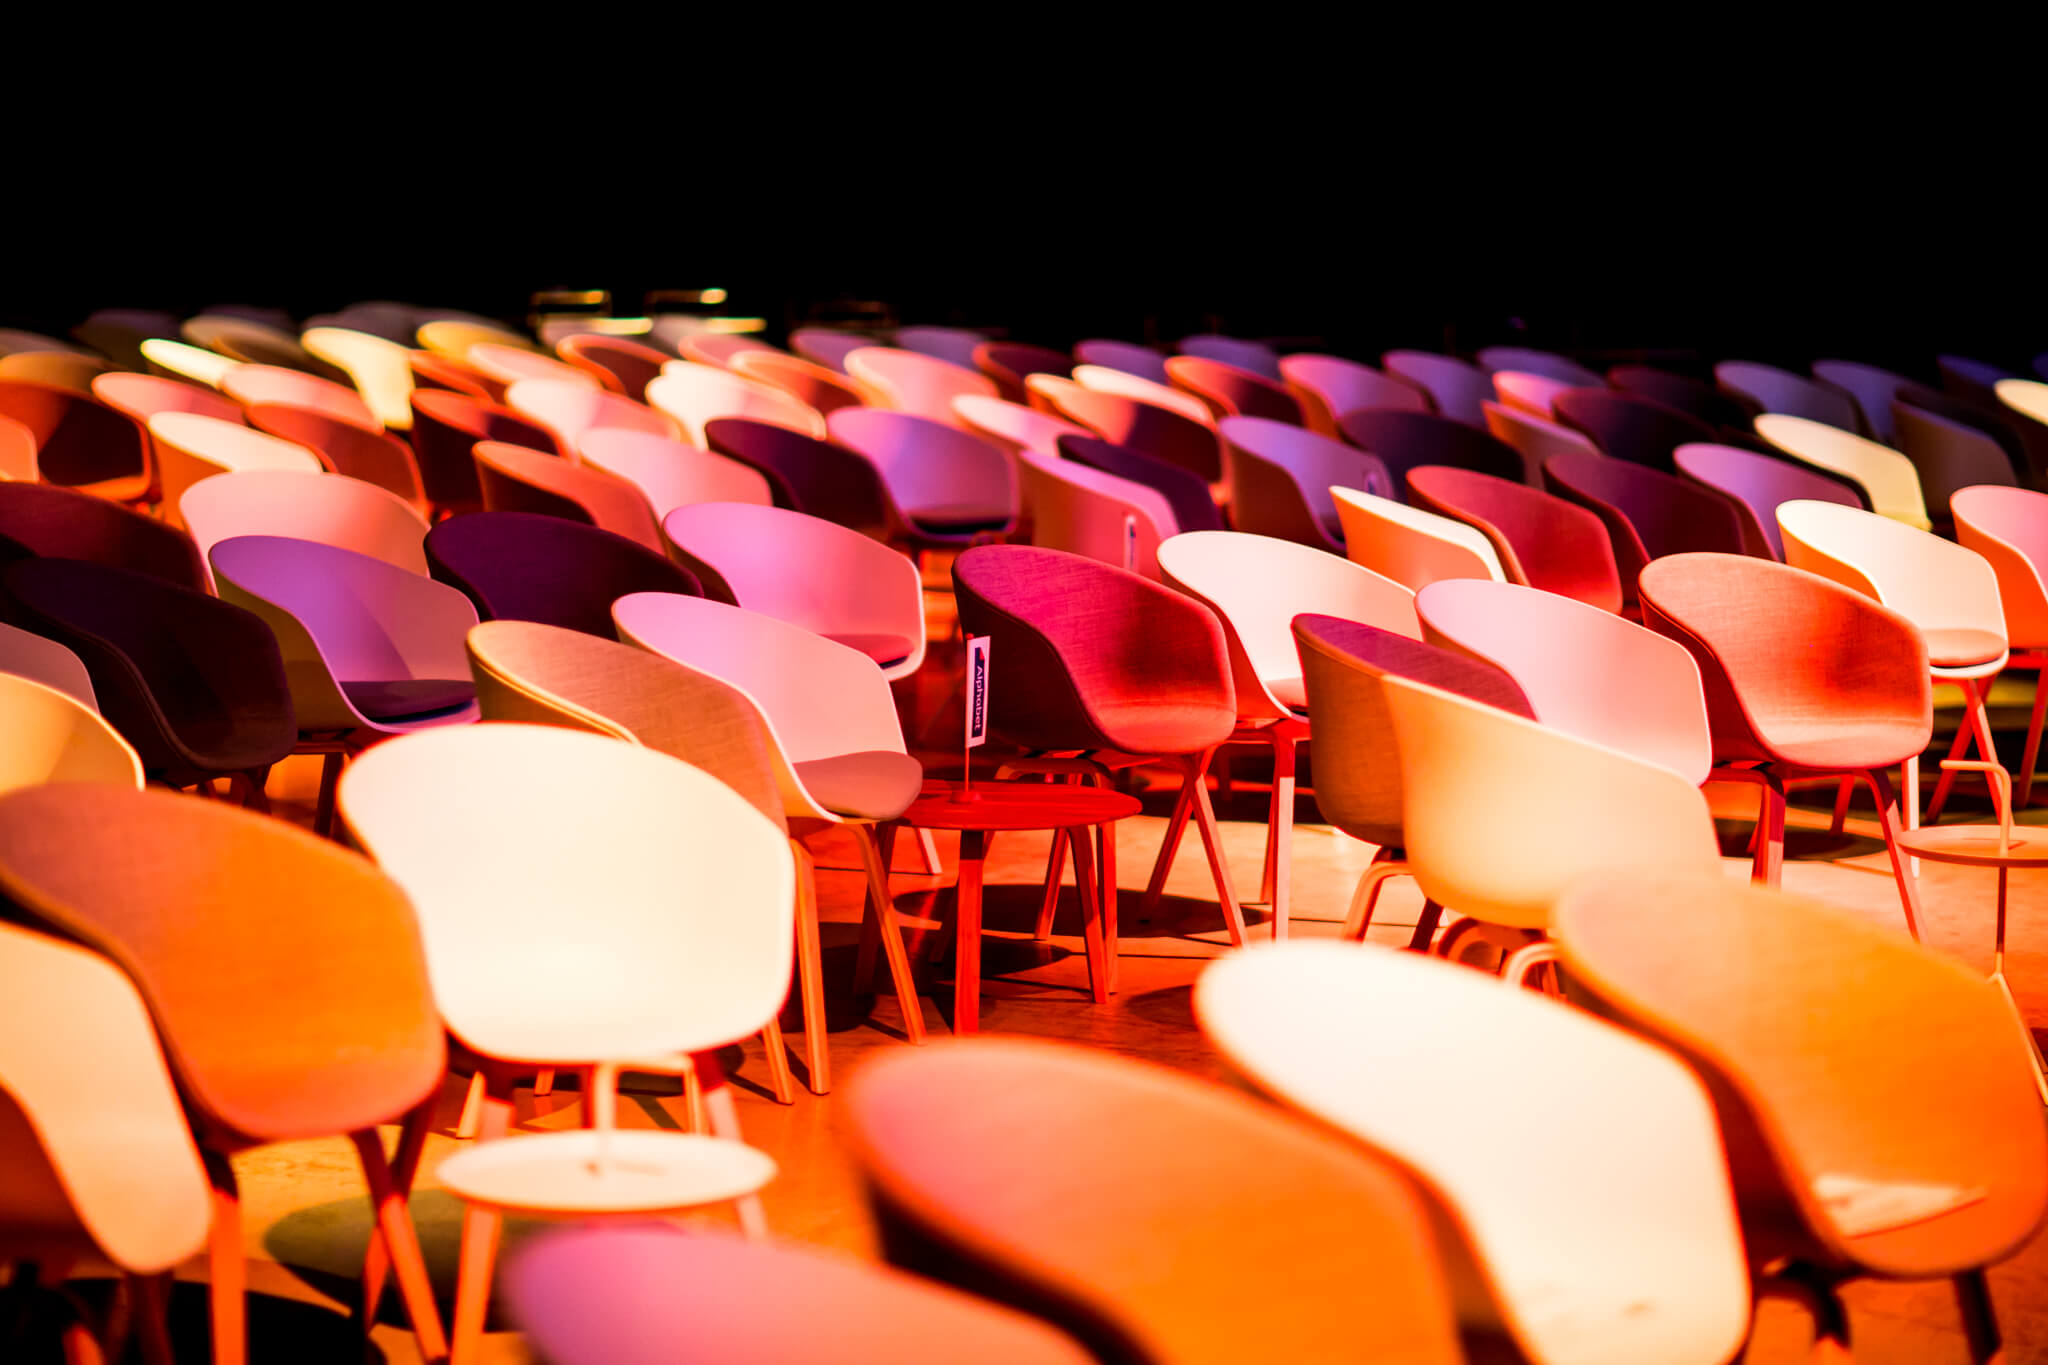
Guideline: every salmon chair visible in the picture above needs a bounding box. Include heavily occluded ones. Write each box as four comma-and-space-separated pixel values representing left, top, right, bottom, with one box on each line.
0, 414, 31, 481
790, 328, 874, 375
1072, 364, 1216, 427
1160, 531, 1419, 938
0, 350, 111, 394
704, 418, 894, 533
1336, 408, 1525, 490
0, 785, 450, 1365
1489, 369, 1577, 419
662, 502, 926, 680
1475, 346, 1604, 387
1057, 434, 1225, 535
1042, 380, 1226, 485
826, 408, 1021, 548
301, 326, 417, 429
1291, 614, 1536, 947
893, 326, 989, 370
1717, 359, 1866, 434
1954, 485, 2048, 806
613, 592, 931, 1045
952, 394, 1089, 459
1329, 486, 1508, 593
1894, 401, 2019, 532
1406, 466, 1623, 613
0, 380, 153, 504
505, 378, 680, 456
91, 371, 244, 494
844, 1037, 1462, 1365
677, 334, 778, 368
1813, 358, 1919, 447
727, 349, 874, 416
1779, 500, 2008, 827
1542, 451, 1752, 608
146, 412, 321, 531
1552, 387, 1719, 473
579, 428, 773, 520
507, 1225, 1097, 1365
473, 439, 663, 550
1197, 940, 1753, 1365
845, 347, 997, 427
1549, 872, 2048, 1364
1756, 413, 1931, 529
0, 672, 142, 791
0, 559, 295, 801
0, 921, 210, 1363
1177, 333, 1284, 380
973, 341, 1072, 404
181, 469, 430, 588
341, 724, 792, 1364
0, 620, 99, 710
951, 545, 1244, 946
245, 403, 428, 512
429, 512, 702, 637
1164, 355, 1303, 424
220, 363, 378, 430
409, 388, 563, 517
1673, 442, 1865, 560
1482, 401, 1601, 483
468, 343, 603, 398
1071, 338, 1171, 384
1609, 364, 1759, 433
1637, 552, 1931, 934
1221, 415, 1393, 552
1381, 350, 1492, 426
1014, 449, 1177, 578
556, 333, 669, 400
647, 362, 828, 446
139, 339, 239, 391
0, 481, 206, 590
407, 350, 492, 399
1278, 353, 1430, 438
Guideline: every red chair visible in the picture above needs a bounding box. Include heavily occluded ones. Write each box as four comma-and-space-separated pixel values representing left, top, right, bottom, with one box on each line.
1954, 486, 2048, 807
245, 403, 428, 513
1406, 466, 1623, 613
973, 342, 1072, 404
0, 380, 152, 504
556, 334, 670, 400
1165, 356, 1303, 424
408, 388, 563, 518
1541, 451, 1753, 609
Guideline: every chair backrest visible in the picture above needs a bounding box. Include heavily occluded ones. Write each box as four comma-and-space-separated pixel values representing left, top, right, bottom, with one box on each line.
676, 334, 779, 369
0, 672, 142, 791
406, 388, 560, 514
92, 371, 246, 429
1716, 360, 1864, 435
824, 408, 1019, 534
1176, 333, 1283, 380
1056, 434, 1224, 535
843, 1036, 1463, 1365
1195, 940, 1749, 1365
340, 723, 793, 1064
418, 319, 534, 360
1892, 400, 2019, 518
183, 315, 329, 376
426, 510, 700, 639
1043, 381, 1225, 483
1812, 358, 1916, 447
1417, 577, 1711, 784
1996, 377, 2048, 433
473, 439, 664, 550
505, 378, 681, 453
301, 327, 417, 429
0, 351, 111, 393
1336, 408, 1524, 490
1938, 354, 2015, 410
645, 361, 827, 448
0, 414, 30, 481
953, 394, 1089, 459
893, 326, 988, 370
1071, 339, 1170, 384
1013, 450, 1176, 578
468, 342, 603, 394
1551, 388, 1718, 473
221, 364, 380, 430
1540, 450, 1751, 596
845, 347, 997, 427
73, 310, 181, 372
243, 402, 427, 509
180, 469, 430, 587
579, 427, 772, 519
1329, 486, 1506, 592
1160, 531, 1418, 722
1672, 442, 1863, 560
1475, 346, 1604, 386
703, 418, 893, 530
972, 341, 1072, 404
1278, 353, 1430, 438
1071, 364, 1215, 426
1407, 466, 1623, 613
727, 349, 873, 416
0, 481, 207, 590
139, 339, 239, 389
1164, 356, 1302, 424
556, 334, 668, 401
789, 328, 873, 374
147, 411, 323, 530
1381, 351, 1491, 426
1896, 384, 2038, 488
1953, 485, 2048, 649
0, 380, 151, 490
1220, 415, 1391, 551
1490, 370, 1576, 419
1756, 414, 1931, 530
408, 349, 492, 399
1608, 364, 1757, 430
0, 619, 99, 711
1480, 400, 1599, 483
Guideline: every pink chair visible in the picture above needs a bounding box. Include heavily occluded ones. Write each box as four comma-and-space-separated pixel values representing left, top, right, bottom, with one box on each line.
1279, 354, 1431, 438
556, 334, 669, 399
244, 403, 429, 513
1014, 449, 1178, 578
579, 429, 773, 519
1220, 415, 1393, 552
894, 326, 989, 369
791, 328, 876, 374
1541, 451, 1754, 608
1406, 466, 1623, 613
1482, 400, 1601, 484
676, 334, 779, 368
646, 362, 827, 446
220, 364, 380, 430
1491, 370, 1579, 419
1042, 381, 1226, 484
825, 408, 1020, 546
1166, 355, 1302, 424
729, 349, 875, 416
1673, 442, 1864, 561
1177, 334, 1283, 381
973, 342, 1072, 404
505, 378, 681, 456
474, 440, 664, 550
1071, 339, 1170, 384
845, 347, 998, 428
661, 501, 927, 680
952, 394, 1090, 458
1382, 351, 1492, 426
1954, 485, 2048, 806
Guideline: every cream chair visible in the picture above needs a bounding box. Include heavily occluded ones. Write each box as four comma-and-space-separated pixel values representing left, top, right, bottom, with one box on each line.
1330, 485, 1508, 592
139, 338, 239, 389
145, 412, 322, 531
647, 361, 828, 446
1756, 413, 1931, 529
417, 318, 537, 360
0, 672, 142, 791
302, 326, 417, 430
579, 428, 773, 520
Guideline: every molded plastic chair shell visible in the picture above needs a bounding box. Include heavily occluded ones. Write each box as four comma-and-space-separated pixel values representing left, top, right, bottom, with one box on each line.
1406, 467, 1622, 613
1897, 385, 2038, 489
0, 481, 206, 590
893, 326, 989, 370
1279, 353, 1430, 437
1552, 388, 1719, 473
1220, 416, 1392, 551
703, 419, 892, 532
973, 342, 1072, 404
1756, 414, 1931, 530
1176, 334, 1283, 380
301, 327, 417, 429
1071, 364, 1215, 427
408, 389, 562, 516
1608, 365, 1757, 431
1490, 370, 1576, 419
1336, 408, 1525, 490
1717, 361, 1864, 435
1071, 339, 1170, 384
427, 511, 700, 639
473, 440, 663, 550
1056, 435, 1224, 535
647, 362, 827, 446
1015, 450, 1177, 578
1382, 351, 1491, 426
505, 378, 680, 455
0, 415, 30, 481
676, 334, 778, 369
0, 380, 152, 500
1938, 355, 2016, 411
139, 339, 238, 389
845, 347, 998, 427
1995, 377, 2048, 437
727, 350, 874, 416
72, 310, 180, 373
1482, 401, 1601, 483
789, 329, 873, 374
1953, 486, 2048, 649
467, 342, 603, 394
1475, 346, 1604, 387
825, 408, 1019, 540
953, 394, 1089, 458
0, 351, 111, 393
1330, 486, 1507, 592
0, 620, 99, 711
418, 319, 535, 361
1541, 451, 1752, 598
1165, 356, 1302, 424
91, 372, 246, 432
580, 429, 772, 519
179, 469, 429, 584
1042, 379, 1225, 483
182, 315, 333, 378
1673, 442, 1863, 560
557, 334, 670, 401
220, 364, 379, 430
243, 402, 427, 511
408, 350, 491, 399
147, 412, 322, 530
1893, 401, 2018, 520
0, 673, 143, 791
1812, 359, 1918, 447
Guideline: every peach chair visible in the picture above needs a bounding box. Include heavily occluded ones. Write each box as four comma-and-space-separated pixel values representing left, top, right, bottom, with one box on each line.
301, 326, 416, 429
1177, 333, 1284, 381
1164, 355, 1303, 424
1071, 363, 1216, 427
244, 402, 429, 512
1330, 485, 1508, 592
0, 380, 154, 505
180, 469, 430, 586
1673, 441, 1864, 560
1382, 350, 1492, 426
1014, 448, 1177, 578
1071, 338, 1171, 384
408, 348, 492, 398
1779, 499, 2008, 826
1406, 466, 1623, 613
678, 333, 780, 369
826, 408, 1020, 546
1490, 369, 1577, 419
0, 784, 451, 1365
507, 1226, 1098, 1365
0, 619, 99, 710
1159, 530, 1420, 938
473, 439, 663, 550
1416, 578, 1712, 785
1756, 413, 1931, 529
556, 333, 669, 399
1278, 353, 1431, 438
951, 393, 1089, 458
139, 338, 238, 389
220, 363, 380, 430
790, 328, 873, 374
1195, 940, 1751, 1365
579, 428, 772, 520
1040, 377, 1227, 485
845, 347, 998, 428
1717, 360, 1865, 435
145, 411, 321, 530
340, 723, 791, 1362
973, 341, 1072, 404
1638, 553, 1930, 933
661, 501, 927, 680
418, 318, 536, 360
1482, 399, 1602, 483
613, 592, 930, 1043
0, 350, 111, 393
1550, 872, 2048, 1362
728, 348, 875, 415
894, 325, 989, 369
1476, 345, 1605, 387
505, 377, 681, 455
0, 920, 210, 1362
1221, 414, 1392, 552
845, 1036, 1461, 1365
467, 341, 602, 396
1954, 485, 2048, 806
0, 672, 142, 791
647, 362, 828, 446
0, 413, 34, 481
409, 388, 564, 517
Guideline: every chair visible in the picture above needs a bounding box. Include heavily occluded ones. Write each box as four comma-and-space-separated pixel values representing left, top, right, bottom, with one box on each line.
409, 388, 563, 517
0, 784, 451, 1365
1057, 434, 1225, 535
1541, 451, 1752, 604
1164, 356, 1302, 424
139, 339, 239, 390
1381, 351, 1491, 426
0, 920, 210, 1362
72, 309, 182, 372
1278, 353, 1430, 438
1551, 872, 2048, 1362
1329, 486, 1508, 592
1474, 345, 1604, 387
952, 546, 1243, 944
894, 326, 989, 369
1717, 360, 1865, 434
677, 334, 780, 369
1071, 364, 1216, 426
301, 301, 422, 345
1489, 370, 1577, 419
580, 428, 772, 519
1042, 380, 1226, 484
1220, 415, 1392, 551
146, 412, 323, 531
1756, 413, 1931, 529
1812, 358, 1918, 447
1160, 531, 1419, 937
1195, 940, 1750, 1365
92, 371, 246, 431
1481, 400, 1601, 482
1638, 552, 1929, 933
728, 349, 874, 416
473, 439, 664, 550
182, 314, 336, 378
1893, 399, 2019, 527
0, 481, 206, 591
0, 672, 142, 790
408, 348, 492, 399
1953, 485, 2048, 806
1939, 354, 2017, 411
301, 326, 417, 430
953, 394, 1090, 458
1406, 466, 1623, 613
790, 328, 874, 374
1176, 333, 1283, 380
826, 408, 1020, 545
1995, 377, 2048, 435
0, 329, 91, 359
557, 334, 670, 399
244, 402, 429, 512
467, 341, 604, 396
704, 418, 894, 533
418, 318, 535, 360
973, 341, 1072, 403
0, 380, 152, 503
845, 1036, 1461, 1365
0, 415, 29, 481
1014, 449, 1177, 578
845, 347, 998, 427
0, 619, 98, 710
220, 364, 379, 430
1673, 442, 1865, 560
505, 378, 681, 454
180, 468, 430, 586
1071, 338, 1171, 384
1609, 364, 1758, 431
646, 362, 828, 445
506, 1226, 1097, 1365
1336, 408, 1524, 490
428, 510, 703, 639
1551, 387, 1719, 473
0, 350, 111, 393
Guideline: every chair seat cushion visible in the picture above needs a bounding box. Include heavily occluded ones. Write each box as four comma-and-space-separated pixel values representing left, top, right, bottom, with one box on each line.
1267, 675, 1309, 715
342, 678, 478, 722
825, 632, 915, 670
1090, 700, 1239, 757
1921, 628, 2006, 670
1760, 717, 1934, 773
909, 503, 1011, 534
795, 749, 925, 821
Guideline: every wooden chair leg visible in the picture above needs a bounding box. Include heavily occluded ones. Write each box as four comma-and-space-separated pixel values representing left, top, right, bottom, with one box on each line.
759, 1014, 796, 1104
2021, 670, 2048, 809
1406, 900, 1445, 952
1752, 774, 1787, 887
351, 1128, 448, 1364
1182, 750, 1247, 945
1035, 828, 1069, 939
912, 827, 943, 875
359, 1096, 435, 1332
789, 841, 830, 1094
852, 823, 927, 1044
1096, 799, 1120, 998
450, 1077, 514, 1365
60, 1318, 104, 1365
203, 1151, 243, 1365
129, 1274, 175, 1365
454, 1070, 486, 1140
1344, 856, 1410, 941
1138, 775, 1197, 915
314, 751, 344, 838
1262, 731, 1296, 940
1828, 776, 1856, 835
1863, 767, 1926, 941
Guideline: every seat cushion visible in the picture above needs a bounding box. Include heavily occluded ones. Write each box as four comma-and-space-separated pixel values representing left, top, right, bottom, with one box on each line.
909, 503, 1011, 534
1267, 675, 1309, 715
795, 749, 925, 821
1921, 628, 2006, 670
825, 632, 915, 670
342, 678, 477, 722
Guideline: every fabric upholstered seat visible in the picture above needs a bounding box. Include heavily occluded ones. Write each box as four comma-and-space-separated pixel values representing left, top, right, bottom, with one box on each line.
791, 750, 926, 821
827, 633, 915, 670
1268, 676, 1309, 713
341, 678, 479, 723
1922, 628, 2011, 671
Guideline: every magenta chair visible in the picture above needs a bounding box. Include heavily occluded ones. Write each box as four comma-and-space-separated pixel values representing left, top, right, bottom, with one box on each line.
1541, 451, 1752, 608
1381, 352, 1491, 426
1406, 466, 1623, 614
1673, 443, 1865, 561
952, 546, 1246, 947
1552, 389, 1720, 473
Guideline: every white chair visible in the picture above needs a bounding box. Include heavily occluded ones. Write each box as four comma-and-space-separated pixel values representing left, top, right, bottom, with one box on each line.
1015, 449, 1176, 578
1330, 485, 1508, 591
646, 362, 828, 446
145, 412, 323, 531
579, 429, 773, 521
1756, 414, 1931, 529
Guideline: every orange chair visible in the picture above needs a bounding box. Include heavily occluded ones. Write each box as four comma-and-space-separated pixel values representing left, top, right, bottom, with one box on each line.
1954, 485, 2048, 806
0, 350, 112, 394
0, 380, 152, 504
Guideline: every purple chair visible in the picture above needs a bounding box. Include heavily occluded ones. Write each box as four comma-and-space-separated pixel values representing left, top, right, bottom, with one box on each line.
1541, 452, 1753, 606
1896, 385, 2040, 489
1219, 416, 1393, 551
1176, 334, 1283, 382
1055, 435, 1224, 535
1715, 361, 1864, 435
1938, 355, 2017, 412
1892, 402, 2019, 532
1335, 408, 1523, 493
426, 512, 703, 639
973, 343, 1072, 404
1607, 365, 1758, 432
1072, 340, 1171, 385
0, 558, 295, 796
0, 482, 206, 591
1672, 444, 1863, 561
1811, 360, 1918, 448
703, 417, 893, 534
1381, 351, 1492, 427
1475, 346, 1604, 388
1551, 389, 1718, 473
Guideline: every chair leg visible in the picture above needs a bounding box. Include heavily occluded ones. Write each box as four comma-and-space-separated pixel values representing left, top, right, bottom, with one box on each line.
852, 823, 927, 1044
351, 1129, 448, 1364
454, 1070, 486, 1140
1139, 775, 1197, 915
1953, 1268, 2003, 1365
1407, 900, 1445, 952
2021, 671, 2048, 810
59, 1318, 103, 1365
1070, 826, 1111, 1004
203, 1152, 243, 1365
1183, 750, 1247, 946
450, 1076, 514, 1365
1036, 828, 1069, 939
912, 827, 943, 875
1752, 774, 1787, 887
789, 841, 830, 1094
130, 1274, 175, 1365
1343, 856, 1409, 941
314, 751, 344, 838
1928, 678, 1995, 823
1863, 767, 1925, 941
759, 1015, 796, 1104
1096, 797, 1120, 998
702, 1081, 770, 1241
359, 1096, 435, 1332
531, 1069, 554, 1098
1262, 731, 1296, 940
1828, 776, 1855, 835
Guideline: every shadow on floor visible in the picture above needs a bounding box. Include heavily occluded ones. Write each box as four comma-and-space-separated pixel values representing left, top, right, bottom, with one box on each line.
8, 1277, 392, 1363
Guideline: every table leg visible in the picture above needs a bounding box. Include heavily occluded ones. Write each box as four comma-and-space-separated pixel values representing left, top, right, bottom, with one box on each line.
954, 830, 986, 1034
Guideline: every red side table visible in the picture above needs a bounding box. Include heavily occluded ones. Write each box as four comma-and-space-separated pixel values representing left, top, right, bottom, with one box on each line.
886, 778, 1141, 1034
